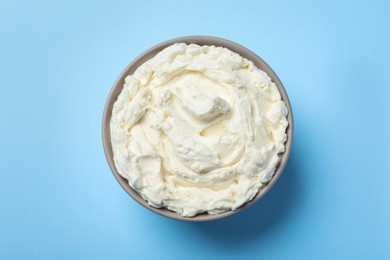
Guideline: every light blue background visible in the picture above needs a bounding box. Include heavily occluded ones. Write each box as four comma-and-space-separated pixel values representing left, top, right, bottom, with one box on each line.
1, 0, 389, 259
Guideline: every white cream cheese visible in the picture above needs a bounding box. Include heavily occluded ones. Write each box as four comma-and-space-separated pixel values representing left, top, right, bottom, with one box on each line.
110, 43, 288, 217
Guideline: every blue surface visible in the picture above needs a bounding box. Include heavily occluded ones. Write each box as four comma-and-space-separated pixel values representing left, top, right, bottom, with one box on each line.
1, 0, 389, 259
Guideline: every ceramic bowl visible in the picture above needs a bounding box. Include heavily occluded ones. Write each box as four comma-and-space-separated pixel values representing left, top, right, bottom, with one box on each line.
102, 36, 294, 222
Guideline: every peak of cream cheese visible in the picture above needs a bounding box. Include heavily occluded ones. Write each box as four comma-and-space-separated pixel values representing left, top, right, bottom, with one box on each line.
110, 43, 288, 217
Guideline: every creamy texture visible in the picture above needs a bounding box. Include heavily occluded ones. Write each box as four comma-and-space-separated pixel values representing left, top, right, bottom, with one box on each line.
110, 43, 288, 217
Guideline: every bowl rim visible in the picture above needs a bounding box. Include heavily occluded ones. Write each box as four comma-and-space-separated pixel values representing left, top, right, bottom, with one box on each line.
102, 35, 294, 222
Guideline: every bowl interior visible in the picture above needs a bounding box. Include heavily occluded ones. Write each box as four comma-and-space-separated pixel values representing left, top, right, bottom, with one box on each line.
102, 36, 294, 222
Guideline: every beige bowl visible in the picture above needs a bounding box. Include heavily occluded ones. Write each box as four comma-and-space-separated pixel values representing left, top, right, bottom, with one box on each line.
102, 36, 294, 222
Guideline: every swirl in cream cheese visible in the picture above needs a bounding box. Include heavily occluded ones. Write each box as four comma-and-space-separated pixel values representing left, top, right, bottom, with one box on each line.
110, 43, 288, 217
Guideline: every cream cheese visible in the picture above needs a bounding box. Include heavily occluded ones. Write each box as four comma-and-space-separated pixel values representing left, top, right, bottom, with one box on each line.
110, 43, 288, 217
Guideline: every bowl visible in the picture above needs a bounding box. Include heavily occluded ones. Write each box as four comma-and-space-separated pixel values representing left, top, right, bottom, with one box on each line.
102, 36, 294, 222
